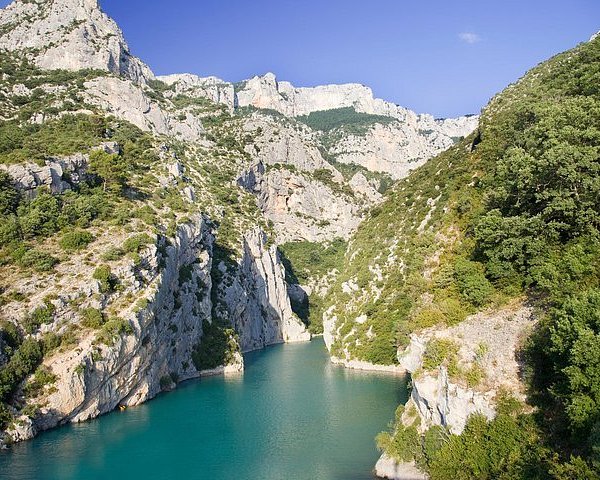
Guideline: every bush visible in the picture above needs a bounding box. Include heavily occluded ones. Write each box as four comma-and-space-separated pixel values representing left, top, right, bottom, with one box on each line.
453, 258, 494, 307
422, 339, 459, 374
80, 308, 105, 329
101, 247, 124, 261
0, 171, 18, 215
18, 248, 58, 272
17, 192, 61, 239
0, 338, 43, 402
192, 320, 239, 371
123, 233, 153, 254
59, 230, 94, 251
92, 265, 115, 293
23, 303, 55, 334
96, 317, 133, 346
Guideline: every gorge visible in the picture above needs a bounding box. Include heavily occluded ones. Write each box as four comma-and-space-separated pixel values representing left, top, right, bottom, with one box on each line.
0, 0, 599, 479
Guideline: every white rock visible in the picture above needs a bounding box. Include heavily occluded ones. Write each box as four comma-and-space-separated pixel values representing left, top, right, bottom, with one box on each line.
0, 0, 153, 83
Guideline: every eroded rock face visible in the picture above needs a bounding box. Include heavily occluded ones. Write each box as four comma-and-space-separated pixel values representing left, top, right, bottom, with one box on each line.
0, 0, 153, 83
0, 153, 88, 197
7, 218, 219, 440
374, 304, 537, 479
83, 77, 205, 141
239, 163, 363, 243
221, 228, 310, 351
158, 74, 236, 112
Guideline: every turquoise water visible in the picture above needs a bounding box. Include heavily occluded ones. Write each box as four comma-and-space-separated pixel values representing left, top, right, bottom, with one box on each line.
0, 339, 406, 480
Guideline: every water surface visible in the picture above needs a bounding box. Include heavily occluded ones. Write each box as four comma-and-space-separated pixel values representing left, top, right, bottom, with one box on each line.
0, 339, 407, 480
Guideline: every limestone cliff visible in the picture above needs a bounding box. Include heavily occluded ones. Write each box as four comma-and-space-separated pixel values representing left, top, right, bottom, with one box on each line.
217, 228, 310, 351
1, 217, 243, 444
0, 0, 153, 83
375, 303, 537, 479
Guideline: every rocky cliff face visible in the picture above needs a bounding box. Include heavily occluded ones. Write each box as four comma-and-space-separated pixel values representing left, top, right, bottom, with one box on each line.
218, 229, 310, 351
0, 0, 153, 83
1, 217, 239, 444
159, 72, 478, 179
375, 304, 537, 479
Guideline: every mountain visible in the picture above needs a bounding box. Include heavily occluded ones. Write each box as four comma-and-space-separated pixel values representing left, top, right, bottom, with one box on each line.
0, 0, 476, 449
0, 0, 152, 82
161, 71, 478, 178
322, 32, 600, 479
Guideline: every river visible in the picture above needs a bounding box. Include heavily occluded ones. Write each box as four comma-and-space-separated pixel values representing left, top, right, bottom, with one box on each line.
0, 338, 407, 480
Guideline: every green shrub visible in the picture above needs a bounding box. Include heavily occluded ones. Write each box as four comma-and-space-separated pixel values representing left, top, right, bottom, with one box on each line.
17, 192, 61, 239
59, 230, 94, 251
23, 303, 55, 334
123, 233, 153, 254
422, 339, 459, 374
18, 248, 58, 272
0, 171, 18, 215
96, 317, 133, 346
88, 150, 129, 194
101, 247, 124, 261
192, 320, 239, 371
453, 258, 494, 307
80, 308, 105, 329
92, 265, 115, 293
0, 338, 43, 402
24, 365, 57, 398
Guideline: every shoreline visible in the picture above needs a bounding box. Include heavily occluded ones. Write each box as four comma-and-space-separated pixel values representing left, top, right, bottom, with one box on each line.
329, 356, 406, 374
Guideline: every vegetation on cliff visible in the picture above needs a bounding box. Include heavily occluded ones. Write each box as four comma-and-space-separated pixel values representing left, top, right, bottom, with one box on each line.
324, 36, 600, 477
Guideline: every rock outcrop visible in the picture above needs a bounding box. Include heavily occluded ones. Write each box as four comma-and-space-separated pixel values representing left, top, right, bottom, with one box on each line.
239, 162, 364, 243
158, 74, 236, 112
375, 455, 427, 480
220, 228, 310, 351
0, 217, 237, 444
0, 153, 89, 197
0, 0, 153, 83
375, 303, 537, 479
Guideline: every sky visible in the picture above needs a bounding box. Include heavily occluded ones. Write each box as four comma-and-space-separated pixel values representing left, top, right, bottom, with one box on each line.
1, 0, 599, 117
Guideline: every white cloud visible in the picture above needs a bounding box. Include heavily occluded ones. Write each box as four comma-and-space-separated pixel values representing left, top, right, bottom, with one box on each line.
458, 32, 481, 44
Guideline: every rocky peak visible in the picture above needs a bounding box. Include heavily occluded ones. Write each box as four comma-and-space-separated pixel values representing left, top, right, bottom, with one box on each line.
0, 0, 153, 83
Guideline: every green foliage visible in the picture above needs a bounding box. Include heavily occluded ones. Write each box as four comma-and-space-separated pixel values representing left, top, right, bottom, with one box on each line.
0, 171, 18, 215
0, 338, 43, 403
17, 191, 61, 239
88, 149, 129, 194
80, 308, 105, 329
192, 320, 239, 371
363, 34, 600, 479
122, 233, 153, 253
23, 303, 55, 334
453, 258, 494, 307
92, 265, 115, 293
24, 365, 57, 398
0, 115, 108, 165
59, 230, 94, 252
279, 239, 346, 285
297, 107, 395, 134
422, 339, 459, 373
16, 248, 58, 272
95, 317, 133, 346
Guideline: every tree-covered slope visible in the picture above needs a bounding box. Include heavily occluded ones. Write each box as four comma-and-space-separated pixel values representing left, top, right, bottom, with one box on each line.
324, 34, 600, 477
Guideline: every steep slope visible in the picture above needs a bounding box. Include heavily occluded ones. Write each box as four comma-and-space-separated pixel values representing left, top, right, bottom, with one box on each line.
323, 34, 600, 478
0, 0, 478, 449
162, 72, 478, 179
0, 0, 152, 83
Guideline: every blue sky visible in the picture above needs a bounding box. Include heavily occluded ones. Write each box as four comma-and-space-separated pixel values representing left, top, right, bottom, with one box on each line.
1, 0, 599, 117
